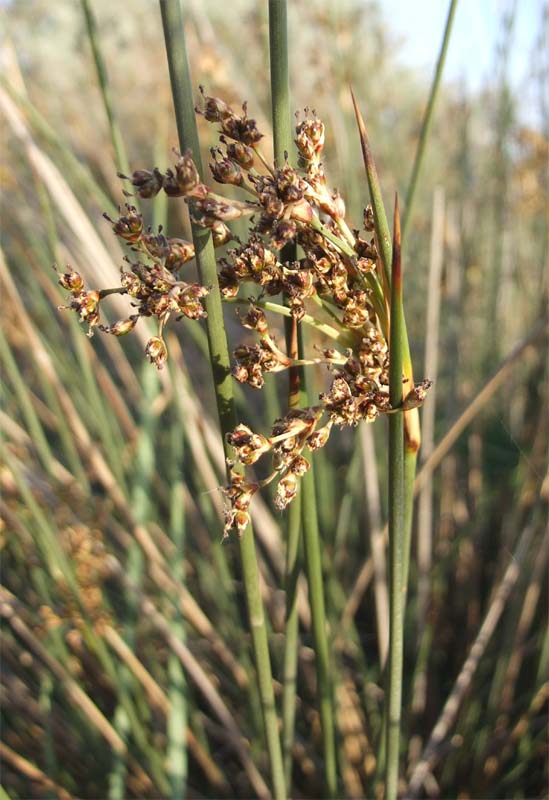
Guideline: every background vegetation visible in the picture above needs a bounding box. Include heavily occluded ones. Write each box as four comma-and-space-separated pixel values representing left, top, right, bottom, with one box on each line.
1, 1, 547, 798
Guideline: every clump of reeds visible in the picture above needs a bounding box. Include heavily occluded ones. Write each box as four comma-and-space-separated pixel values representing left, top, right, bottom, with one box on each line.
3, 0, 547, 799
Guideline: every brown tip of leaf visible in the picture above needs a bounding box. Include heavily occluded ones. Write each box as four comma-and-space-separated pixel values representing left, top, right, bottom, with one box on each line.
392, 193, 402, 290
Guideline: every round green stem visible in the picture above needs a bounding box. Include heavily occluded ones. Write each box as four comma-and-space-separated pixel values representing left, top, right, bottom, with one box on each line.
385, 199, 405, 800
159, 4, 286, 798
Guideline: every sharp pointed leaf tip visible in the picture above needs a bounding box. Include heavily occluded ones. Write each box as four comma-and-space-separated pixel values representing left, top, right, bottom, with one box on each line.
393, 193, 401, 241
350, 89, 368, 142
392, 194, 402, 288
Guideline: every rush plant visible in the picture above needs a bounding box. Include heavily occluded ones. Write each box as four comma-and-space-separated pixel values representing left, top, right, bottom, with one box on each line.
53, 2, 449, 799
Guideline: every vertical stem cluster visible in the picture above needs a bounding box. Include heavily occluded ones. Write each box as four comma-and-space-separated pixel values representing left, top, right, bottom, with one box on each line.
159, 3, 285, 798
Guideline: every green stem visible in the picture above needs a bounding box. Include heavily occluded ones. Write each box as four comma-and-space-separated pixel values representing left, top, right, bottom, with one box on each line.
269, 0, 293, 165
402, 450, 418, 593
385, 197, 405, 800
281, 490, 301, 787
402, 0, 458, 242
301, 462, 338, 797
268, 4, 301, 788
81, 0, 131, 178
159, 4, 286, 799
167, 403, 188, 800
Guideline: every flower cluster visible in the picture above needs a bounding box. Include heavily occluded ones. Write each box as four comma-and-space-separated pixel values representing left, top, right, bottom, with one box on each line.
58, 89, 431, 536
57, 200, 210, 367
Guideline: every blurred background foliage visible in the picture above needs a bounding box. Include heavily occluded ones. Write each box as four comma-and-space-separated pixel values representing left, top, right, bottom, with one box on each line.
1, 1, 547, 798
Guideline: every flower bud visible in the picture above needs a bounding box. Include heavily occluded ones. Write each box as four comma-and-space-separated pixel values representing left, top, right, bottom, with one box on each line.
289, 455, 310, 477
289, 199, 313, 224
75, 290, 100, 321
57, 268, 84, 295
145, 336, 168, 369
225, 141, 255, 170
402, 380, 433, 410
142, 233, 169, 261
119, 168, 163, 199
271, 219, 296, 249
306, 421, 332, 451
295, 116, 325, 160
120, 271, 143, 297
274, 473, 298, 510
239, 116, 263, 147
164, 238, 195, 271
226, 423, 271, 465
163, 169, 184, 197
363, 205, 375, 232
105, 206, 143, 243
212, 221, 232, 246
232, 364, 250, 384
239, 305, 268, 335
174, 150, 201, 195
198, 87, 234, 122
210, 154, 242, 186
224, 509, 250, 539
100, 316, 139, 336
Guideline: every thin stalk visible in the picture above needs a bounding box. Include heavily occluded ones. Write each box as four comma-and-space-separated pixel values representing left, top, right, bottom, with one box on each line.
108, 365, 158, 799
158, 145, 188, 800
159, 4, 286, 798
301, 462, 338, 797
280, 315, 302, 791
361, 423, 388, 669
81, 0, 131, 177
167, 403, 188, 800
385, 196, 405, 800
0, 328, 55, 475
269, 0, 293, 165
281, 490, 301, 787
401, 0, 458, 242
268, 4, 301, 788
